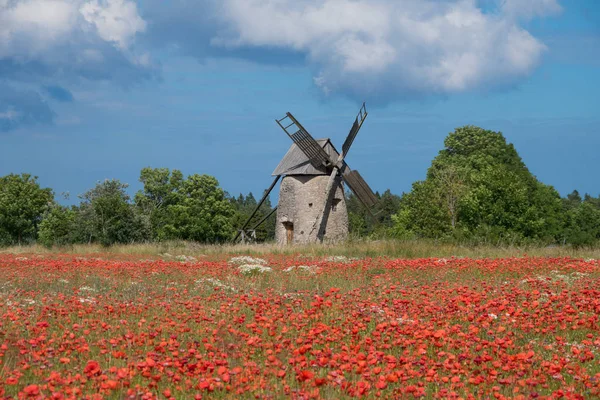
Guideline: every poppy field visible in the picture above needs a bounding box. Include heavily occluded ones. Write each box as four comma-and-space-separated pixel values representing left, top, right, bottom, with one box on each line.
0, 253, 599, 399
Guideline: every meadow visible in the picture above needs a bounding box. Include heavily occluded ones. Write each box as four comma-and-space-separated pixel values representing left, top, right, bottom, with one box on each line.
0, 243, 599, 399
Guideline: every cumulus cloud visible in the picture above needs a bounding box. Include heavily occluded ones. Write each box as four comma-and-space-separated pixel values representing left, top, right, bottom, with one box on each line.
209, 0, 562, 100
0, 0, 151, 88
80, 0, 146, 50
0, 0, 146, 58
0, 0, 565, 131
0, 0, 150, 131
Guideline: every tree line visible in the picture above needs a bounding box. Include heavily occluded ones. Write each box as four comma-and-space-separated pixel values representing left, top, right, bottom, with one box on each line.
1, 125, 598, 247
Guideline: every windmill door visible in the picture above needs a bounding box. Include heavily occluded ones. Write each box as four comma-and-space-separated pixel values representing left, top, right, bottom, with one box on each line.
283, 222, 294, 244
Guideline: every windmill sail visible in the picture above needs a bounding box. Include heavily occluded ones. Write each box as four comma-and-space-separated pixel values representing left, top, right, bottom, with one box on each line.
289, 130, 331, 168
341, 103, 368, 157
307, 103, 373, 242
276, 112, 332, 169
342, 169, 378, 208
275, 101, 376, 244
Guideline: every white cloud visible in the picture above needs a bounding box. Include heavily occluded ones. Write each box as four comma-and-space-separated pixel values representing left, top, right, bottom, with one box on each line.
80, 0, 146, 50
0, 0, 564, 109
0, 0, 150, 131
0, 0, 146, 58
210, 0, 561, 99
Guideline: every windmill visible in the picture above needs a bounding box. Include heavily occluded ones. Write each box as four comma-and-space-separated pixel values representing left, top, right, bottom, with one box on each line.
234, 103, 378, 244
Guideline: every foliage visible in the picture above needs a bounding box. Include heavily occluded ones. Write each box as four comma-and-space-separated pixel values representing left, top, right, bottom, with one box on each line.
134, 169, 236, 243
229, 191, 276, 242
0, 173, 53, 245
134, 168, 184, 240
165, 174, 235, 242
560, 192, 600, 248
38, 205, 77, 247
394, 126, 564, 244
78, 179, 147, 246
347, 189, 401, 238
2, 122, 599, 248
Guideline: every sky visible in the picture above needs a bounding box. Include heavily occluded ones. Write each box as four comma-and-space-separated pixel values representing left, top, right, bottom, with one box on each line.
1, 0, 599, 204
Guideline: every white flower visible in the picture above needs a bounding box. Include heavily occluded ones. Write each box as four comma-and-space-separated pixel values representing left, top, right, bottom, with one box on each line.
238, 264, 272, 275
79, 297, 96, 303
195, 278, 237, 292
175, 255, 198, 263
229, 256, 267, 265
488, 313, 498, 320
79, 286, 97, 292
284, 265, 320, 274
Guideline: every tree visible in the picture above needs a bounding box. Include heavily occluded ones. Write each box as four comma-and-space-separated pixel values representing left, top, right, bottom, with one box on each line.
393, 126, 563, 243
157, 174, 235, 243
346, 191, 370, 237
563, 190, 582, 210
135, 168, 184, 240
38, 205, 77, 247
430, 165, 468, 230
230, 191, 276, 242
79, 179, 145, 246
563, 202, 600, 248
0, 173, 53, 245
346, 189, 401, 238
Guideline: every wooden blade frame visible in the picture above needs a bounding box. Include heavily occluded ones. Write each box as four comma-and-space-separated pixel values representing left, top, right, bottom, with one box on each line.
308, 102, 371, 242
276, 113, 332, 169
342, 169, 378, 208
341, 103, 368, 158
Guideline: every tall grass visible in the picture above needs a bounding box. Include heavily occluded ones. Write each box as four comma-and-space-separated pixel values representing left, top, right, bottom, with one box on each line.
2, 239, 599, 259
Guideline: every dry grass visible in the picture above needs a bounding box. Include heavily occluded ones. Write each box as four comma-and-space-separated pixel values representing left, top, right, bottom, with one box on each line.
1, 239, 599, 259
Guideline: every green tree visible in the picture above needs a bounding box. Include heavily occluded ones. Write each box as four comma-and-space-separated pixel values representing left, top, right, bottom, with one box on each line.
346, 189, 401, 238
394, 126, 562, 243
135, 168, 184, 240
79, 179, 145, 246
160, 174, 235, 242
230, 191, 276, 242
38, 205, 77, 247
346, 191, 370, 237
563, 190, 582, 210
563, 202, 600, 248
0, 173, 53, 245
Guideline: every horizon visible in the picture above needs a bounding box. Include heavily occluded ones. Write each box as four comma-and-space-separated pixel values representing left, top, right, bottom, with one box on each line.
1, 0, 599, 203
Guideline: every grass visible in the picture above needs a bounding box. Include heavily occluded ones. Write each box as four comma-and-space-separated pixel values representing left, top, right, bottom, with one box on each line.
1, 239, 599, 260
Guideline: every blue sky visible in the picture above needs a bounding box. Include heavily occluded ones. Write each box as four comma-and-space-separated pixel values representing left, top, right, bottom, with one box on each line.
1, 0, 599, 203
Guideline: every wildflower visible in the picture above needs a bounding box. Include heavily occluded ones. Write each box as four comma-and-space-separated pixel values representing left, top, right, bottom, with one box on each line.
283, 265, 320, 274
238, 264, 272, 274
195, 278, 237, 292
229, 256, 267, 265
175, 255, 198, 263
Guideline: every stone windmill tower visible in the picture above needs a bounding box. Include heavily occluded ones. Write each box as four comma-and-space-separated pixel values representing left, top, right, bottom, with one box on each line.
234, 103, 378, 245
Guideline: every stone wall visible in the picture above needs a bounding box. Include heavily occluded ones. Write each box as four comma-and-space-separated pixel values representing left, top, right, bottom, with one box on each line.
275, 175, 348, 244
